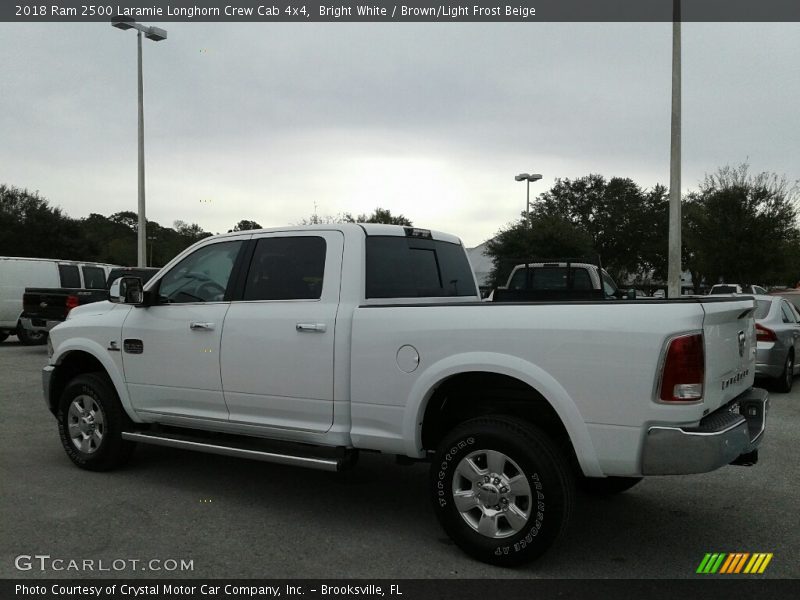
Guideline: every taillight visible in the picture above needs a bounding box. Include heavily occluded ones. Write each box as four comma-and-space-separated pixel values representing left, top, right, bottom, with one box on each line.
65, 295, 79, 314
755, 323, 777, 342
659, 333, 704, 402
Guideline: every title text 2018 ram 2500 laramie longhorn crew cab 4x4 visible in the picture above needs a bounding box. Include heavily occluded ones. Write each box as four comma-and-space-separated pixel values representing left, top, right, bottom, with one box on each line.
43, 224, 768, 566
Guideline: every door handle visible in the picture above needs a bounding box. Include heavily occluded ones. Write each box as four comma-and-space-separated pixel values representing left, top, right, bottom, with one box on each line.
190, 322, 215, 331
296, 323, 327, 333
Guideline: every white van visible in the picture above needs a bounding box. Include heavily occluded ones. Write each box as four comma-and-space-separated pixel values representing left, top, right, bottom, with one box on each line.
0, 257, 116, 344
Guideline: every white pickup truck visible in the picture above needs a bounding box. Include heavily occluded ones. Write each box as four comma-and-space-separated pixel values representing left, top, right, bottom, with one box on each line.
43, 224, 768, 566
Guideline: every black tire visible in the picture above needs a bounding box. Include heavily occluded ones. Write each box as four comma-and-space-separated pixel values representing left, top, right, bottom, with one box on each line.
16, 322, 47, 346
0, 331, 9, 343
580, 476, 642, 495
57, 372, 136, 471
430, 416, 574, 566
775, 351, 794, 393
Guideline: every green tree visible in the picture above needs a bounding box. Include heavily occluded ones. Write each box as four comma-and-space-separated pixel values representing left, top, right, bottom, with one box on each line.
0, 184, 89, 260
229, 219, 262, 232
356, 207, 412, 226
683, 165, 799, 288
532, 175, 668, 283
485, 214, 595, 288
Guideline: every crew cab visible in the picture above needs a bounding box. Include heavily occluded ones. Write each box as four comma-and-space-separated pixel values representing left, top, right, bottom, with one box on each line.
42, 224, 768, 566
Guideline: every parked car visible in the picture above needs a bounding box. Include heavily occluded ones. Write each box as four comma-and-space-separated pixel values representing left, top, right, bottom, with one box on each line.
0, 257, 115, 345
44, 224, 767, 566
754, 294, 800, 392
709, 284, 767, 295
771, 288, 800, 312
20, 266, 155, 337
493, 261, 633, 302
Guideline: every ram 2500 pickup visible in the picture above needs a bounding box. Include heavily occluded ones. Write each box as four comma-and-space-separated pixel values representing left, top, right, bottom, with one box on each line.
43, 224, 768, 566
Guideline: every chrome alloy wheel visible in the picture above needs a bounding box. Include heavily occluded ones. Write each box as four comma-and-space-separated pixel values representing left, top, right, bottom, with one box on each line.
452, 449, 532, 539
67, 394, 105, 454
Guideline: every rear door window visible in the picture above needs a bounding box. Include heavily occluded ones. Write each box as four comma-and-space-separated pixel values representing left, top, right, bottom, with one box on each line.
781, 301, 797, 323
243, 237, 327, 301
58, 264, 81, 288
81, 266, 107, 289
754, 300, 772, 320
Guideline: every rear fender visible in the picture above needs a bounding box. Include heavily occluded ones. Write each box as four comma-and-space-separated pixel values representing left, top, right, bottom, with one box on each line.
403, 351, 603, 477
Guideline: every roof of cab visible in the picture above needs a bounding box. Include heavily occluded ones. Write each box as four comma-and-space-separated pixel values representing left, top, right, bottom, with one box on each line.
210, 223, 463, 245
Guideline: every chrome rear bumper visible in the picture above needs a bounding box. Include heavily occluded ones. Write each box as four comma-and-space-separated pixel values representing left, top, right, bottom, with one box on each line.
642, 387, 768, 475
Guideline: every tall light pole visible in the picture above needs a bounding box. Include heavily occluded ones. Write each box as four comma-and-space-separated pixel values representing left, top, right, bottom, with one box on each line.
111, 16, 167, 267
514, 173, 543, 227
667, 0, 682, 298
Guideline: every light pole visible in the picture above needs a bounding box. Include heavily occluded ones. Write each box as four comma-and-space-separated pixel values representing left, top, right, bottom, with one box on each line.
667, 0, 682, 298
514, 173, 543, 227
111, 16, 167, 268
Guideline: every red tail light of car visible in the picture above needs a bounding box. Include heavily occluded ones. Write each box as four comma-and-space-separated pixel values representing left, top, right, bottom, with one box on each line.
65, 295, 79, 314
755, 323, 777, 342
659, 333, 704, 402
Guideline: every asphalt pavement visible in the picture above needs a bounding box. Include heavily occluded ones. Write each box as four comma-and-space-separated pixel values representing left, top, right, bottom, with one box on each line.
1, 339, 798, 579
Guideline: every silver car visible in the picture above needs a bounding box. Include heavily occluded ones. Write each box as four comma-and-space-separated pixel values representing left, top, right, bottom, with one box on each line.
754, 294, 800, 392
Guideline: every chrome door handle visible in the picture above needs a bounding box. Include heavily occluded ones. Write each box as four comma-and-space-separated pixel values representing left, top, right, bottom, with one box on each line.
190, 322, 215, 331
296, 323, 327, 333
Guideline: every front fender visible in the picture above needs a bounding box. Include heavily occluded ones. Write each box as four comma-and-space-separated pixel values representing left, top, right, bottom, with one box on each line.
52, 338, 142, 423
403, 351, 603, 477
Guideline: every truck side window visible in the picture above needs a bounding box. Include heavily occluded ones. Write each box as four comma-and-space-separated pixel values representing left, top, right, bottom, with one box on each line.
81, 266, 106, 290
157, 241, 243, 304
243, 237, 327, 301
365, 236, 477, 298
58, 264, 81, 288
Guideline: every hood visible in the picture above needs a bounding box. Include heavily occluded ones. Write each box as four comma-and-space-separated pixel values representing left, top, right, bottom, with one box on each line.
66, 300, 118, 320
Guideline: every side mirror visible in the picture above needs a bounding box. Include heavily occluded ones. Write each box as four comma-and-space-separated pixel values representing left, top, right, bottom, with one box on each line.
119, 277, 144, 304
108, 279, 123, 303
626, 288, 636, 300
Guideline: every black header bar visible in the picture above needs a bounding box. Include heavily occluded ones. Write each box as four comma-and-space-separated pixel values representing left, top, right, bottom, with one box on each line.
4, 0, 800, 23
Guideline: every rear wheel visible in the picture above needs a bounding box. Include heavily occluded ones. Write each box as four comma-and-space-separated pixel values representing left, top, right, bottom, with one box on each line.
430, 416, 574, 566
16, 322, 47, 346
0, 331, 9, 343
775, 351, 794, 393
580, 476, 642, 495
57, 373, 136, 471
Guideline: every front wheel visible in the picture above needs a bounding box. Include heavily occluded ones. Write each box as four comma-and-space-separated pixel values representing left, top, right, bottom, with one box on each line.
16, 322, 47, 346
0, 331, 9, 343
57, 373, 136, 471
430, 416, 574, 566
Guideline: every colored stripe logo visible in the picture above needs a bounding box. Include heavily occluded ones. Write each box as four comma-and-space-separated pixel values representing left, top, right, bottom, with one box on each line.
696, 553, 773, 574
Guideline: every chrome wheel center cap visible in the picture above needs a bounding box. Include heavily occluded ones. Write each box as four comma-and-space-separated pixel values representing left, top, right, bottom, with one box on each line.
477, 481, 502, 505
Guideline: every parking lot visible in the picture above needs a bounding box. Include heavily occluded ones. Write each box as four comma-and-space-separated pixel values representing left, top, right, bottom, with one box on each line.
1, 340, 798, 579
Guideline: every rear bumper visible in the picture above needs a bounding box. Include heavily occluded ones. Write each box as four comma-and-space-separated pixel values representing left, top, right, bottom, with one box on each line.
641, 387, 768, 475
20, 317, 60, 333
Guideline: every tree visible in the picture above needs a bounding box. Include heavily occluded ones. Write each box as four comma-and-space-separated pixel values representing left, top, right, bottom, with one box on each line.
173, 220, 212, 242
0, 184, 89, 260
683, 164, 799, 288
485, 214, 595, 288
532, 175, 668, 283
229, 219, 262, 232
356, 207, 412, 226
298, 207, 412, 226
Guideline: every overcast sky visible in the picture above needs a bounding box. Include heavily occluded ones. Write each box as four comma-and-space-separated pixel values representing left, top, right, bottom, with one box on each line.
1, 22, 798, 247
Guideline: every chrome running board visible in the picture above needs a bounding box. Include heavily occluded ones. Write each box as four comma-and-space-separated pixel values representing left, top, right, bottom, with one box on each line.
122, 431, 343, 471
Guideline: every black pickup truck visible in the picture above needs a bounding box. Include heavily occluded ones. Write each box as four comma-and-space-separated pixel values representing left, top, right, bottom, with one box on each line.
20, 267, 158, 340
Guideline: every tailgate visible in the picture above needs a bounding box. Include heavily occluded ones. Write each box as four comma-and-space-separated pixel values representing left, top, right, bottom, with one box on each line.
22, 290, 68, 320
701, 298, 757, 412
